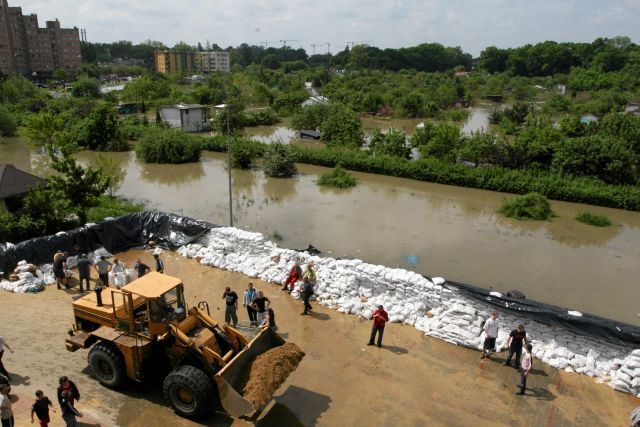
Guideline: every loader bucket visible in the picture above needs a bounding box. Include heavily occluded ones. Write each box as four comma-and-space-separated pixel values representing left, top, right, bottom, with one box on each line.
213, 327, 299, 417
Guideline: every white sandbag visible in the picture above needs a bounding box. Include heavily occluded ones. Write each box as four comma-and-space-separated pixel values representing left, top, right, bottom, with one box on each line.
66, 256, 78, 269
114, 272, 127, 288
108, 271, 116, 286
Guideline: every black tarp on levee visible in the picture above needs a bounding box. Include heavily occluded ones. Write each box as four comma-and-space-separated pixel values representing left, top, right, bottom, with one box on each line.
1, 211, 638, 348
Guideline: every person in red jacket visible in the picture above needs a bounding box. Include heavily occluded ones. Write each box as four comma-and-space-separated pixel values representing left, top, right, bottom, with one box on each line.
367, 305, 389, 348
282, 261, 302, 293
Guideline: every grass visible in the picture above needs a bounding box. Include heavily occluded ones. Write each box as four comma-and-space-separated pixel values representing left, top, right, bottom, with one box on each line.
317, 166, 357, 188
87, 195, 144, 222
575, 211, 612, 227
498, 192, 554, 221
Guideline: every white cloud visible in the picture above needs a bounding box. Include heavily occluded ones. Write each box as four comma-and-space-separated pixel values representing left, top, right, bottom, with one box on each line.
13, 0, 640, 55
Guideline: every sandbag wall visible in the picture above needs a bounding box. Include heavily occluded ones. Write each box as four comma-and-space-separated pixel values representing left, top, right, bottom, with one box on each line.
176, 226, 640, 398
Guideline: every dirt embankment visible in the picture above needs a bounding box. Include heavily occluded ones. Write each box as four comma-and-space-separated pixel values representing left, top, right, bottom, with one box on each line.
242, 342, 305, 409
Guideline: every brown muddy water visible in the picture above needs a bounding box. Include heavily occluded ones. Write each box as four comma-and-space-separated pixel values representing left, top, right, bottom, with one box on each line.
2, 131, 640, 325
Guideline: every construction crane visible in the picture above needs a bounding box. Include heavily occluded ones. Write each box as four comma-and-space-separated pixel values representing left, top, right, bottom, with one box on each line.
324, 42, 331, 54
261, 41, 277, 48
311, 43, 322, 55
347, 40, 372, 49
280, 39, 298, 47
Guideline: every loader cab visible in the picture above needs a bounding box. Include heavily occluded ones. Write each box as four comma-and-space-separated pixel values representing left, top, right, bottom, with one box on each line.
120, 272, 187, 337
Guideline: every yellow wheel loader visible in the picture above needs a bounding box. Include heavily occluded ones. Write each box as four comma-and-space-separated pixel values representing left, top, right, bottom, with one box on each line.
65, 272, 302, 420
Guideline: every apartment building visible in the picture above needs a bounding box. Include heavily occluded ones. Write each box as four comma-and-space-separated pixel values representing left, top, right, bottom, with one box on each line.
0, 0, 80, 76
155, 49, 230, 74
195, 51, 230, 73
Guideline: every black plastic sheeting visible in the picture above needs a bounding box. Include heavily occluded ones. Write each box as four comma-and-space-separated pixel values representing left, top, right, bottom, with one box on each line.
0, 212, 213, 274
1, 211, 638, 348
444, 280, 640, 348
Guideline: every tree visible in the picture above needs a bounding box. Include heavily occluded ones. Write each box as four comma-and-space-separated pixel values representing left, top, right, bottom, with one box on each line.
263, 143, 297, 178
24, 112, 64, 146
261, 54, 280, 70
0, 106, 17, 137
320, 104, 364, 148
369, 128, 411, 159
22, 186, 71, 233
72, 76, 101, 97
77, 103, 126, 151
52, 68, 68, 82
95, 153, 126, 196
47, 150, 108, 225
457, 131, 504, 166
479, 46, 508, 73
80, 41, 97, 63
418, 123, 461, 162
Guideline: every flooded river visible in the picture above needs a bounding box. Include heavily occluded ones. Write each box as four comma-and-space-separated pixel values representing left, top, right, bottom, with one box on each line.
2, 131, 639, 325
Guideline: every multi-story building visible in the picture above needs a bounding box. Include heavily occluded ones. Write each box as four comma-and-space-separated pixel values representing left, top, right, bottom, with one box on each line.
155, 49, 230, 74
154, 49, 196, 74
0, 0, 80, 77
195, 51, 230, 73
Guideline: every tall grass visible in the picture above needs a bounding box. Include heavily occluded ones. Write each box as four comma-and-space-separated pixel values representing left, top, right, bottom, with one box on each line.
575, 211, 612, 227
498, 193, 554, 220
317, 166, 357, 188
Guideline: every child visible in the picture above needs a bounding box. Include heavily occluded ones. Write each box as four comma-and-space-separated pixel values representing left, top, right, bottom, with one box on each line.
31, 390, 55, 427
60, 390, 82, 426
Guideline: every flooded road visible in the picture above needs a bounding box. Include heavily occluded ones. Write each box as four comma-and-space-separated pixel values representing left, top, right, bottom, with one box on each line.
3, 136, 639, 324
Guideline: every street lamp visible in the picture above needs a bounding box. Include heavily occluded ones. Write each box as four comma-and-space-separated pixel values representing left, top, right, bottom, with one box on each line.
214, 103, 233, 227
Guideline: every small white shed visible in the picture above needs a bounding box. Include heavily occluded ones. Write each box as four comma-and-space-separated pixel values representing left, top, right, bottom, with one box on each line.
159, 103, 210, 132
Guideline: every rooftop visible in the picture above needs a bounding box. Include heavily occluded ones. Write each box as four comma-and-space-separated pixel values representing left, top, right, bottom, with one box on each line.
0, 164, 46, 199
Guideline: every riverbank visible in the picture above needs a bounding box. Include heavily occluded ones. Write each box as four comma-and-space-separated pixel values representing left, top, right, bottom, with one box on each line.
0, 250, 636, 427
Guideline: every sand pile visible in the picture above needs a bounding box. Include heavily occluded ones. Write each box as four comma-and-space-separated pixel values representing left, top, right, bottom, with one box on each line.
242, 342, 305, 408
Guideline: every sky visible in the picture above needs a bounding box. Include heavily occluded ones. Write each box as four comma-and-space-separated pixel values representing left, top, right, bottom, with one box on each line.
13, 0, 640, 56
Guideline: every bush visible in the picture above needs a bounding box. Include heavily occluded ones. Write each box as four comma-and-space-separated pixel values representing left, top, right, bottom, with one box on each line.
291, 104, 329, 130
0, 106, 17, 137
0, 213, 46, 243
263, 143, 297, 177
320, 104, 364, 148
498, 192, 554, 220
135, 128, 201, 163
231, 138, 261, 169
317, 166, 357, 188
575, 211, 612, 227
87, 196, 144, 222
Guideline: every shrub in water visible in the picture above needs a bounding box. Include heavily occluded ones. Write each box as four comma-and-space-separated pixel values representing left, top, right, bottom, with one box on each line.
317, 166, 357, 188
498, 192, 554, 220
135, 127, 201, 163
231, 138, 261, 169
575, 211, 611, 227
263, 142, 297, 178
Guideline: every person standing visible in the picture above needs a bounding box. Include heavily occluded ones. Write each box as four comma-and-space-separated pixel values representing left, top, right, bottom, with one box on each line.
31, 390, 55, 427
504, 324, 529, 368
367, 305, 389, 348
282, 261, 302, 292
53, 251, 68, 290
75, 254, 92, 292
153, 254, 164, 274
0, 337, 12, 379
243, 283, 258, 326
94, 256, 112, 287
56, 377, 79, 408
517, 344, 534, 395
301, 277, 314, 315
303, 261, 316, 284
60, 391, 82, 426
134, 259, 150, 278
222, 287, 239, 327
481, 311, 500, 360
251, 291, 271, 326
0, 384, 13, 427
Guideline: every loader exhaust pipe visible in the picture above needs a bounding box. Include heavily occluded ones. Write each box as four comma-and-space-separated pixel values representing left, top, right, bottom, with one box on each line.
95, 286, 103, 307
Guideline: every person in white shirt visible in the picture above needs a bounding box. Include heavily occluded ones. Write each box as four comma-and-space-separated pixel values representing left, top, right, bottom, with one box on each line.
0, 383, 13, 427
481, 311, 499, 359
517, 344, 533, 395
0, 337, 12, 379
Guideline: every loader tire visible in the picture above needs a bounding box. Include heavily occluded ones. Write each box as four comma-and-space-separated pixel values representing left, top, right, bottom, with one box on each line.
88, 341, 126, 388
163, 365, 213, 419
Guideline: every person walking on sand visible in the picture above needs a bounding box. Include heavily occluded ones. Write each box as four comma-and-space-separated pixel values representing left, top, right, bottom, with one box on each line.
481, 311, 499, 360
282, 260, 302, 292
0, 384, 13, 427
243, 283, 258, 326
75, 254, 92, 292
222, 287, 239, 327
251, 291, 271, 326
301, 277, 314, 315
153, 254, 164, 273
367, 305, 389, 348
53, 251, 68, 289
56, 377, 79, 408
517, 344, 533, 395
134, 258, 150, 278
94, 256, 112, 287
504, 324, 529, 368
31, 390, 55, 427
59, 391, 82, 427
0, 337, 12, 380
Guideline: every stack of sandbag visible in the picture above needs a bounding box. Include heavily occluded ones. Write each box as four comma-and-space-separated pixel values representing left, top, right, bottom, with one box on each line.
610, 349, 640, 397
0, 260, 45, 293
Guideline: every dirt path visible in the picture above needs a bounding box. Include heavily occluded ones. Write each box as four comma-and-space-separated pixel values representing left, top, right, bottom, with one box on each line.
0, 250, 636, 426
